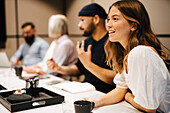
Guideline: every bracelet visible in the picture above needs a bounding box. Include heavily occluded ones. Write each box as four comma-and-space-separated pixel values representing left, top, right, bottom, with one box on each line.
36, 68, 40, 74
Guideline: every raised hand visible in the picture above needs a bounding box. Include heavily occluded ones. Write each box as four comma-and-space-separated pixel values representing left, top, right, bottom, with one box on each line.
76, 40, 92, 68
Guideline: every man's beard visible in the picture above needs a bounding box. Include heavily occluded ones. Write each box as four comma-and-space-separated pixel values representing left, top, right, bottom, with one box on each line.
24, 34, 35, 45
82, 22, 95, 37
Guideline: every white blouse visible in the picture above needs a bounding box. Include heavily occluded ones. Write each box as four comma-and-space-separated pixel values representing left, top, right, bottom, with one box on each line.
38, 35, 77, 74
114, 46, 170, 112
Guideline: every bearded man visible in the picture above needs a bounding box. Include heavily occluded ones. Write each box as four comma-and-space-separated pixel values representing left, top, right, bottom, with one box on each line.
11, 22, 49, 66
46, 3, 116, 93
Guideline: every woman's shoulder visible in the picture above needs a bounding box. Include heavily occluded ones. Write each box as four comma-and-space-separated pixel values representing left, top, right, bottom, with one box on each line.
60, 38, 74, 46
129, 45, 157, 57
131, 45, 153, 52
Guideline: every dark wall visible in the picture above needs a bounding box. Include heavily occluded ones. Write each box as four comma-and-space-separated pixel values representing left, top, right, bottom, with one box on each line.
0, 0, 6, 49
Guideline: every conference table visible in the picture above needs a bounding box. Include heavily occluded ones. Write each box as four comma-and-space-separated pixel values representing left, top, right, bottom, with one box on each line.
0, 68, 143, 113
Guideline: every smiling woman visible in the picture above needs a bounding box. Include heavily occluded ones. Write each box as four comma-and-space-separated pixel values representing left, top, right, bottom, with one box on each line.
106, 6, 134, 47
84, 0, 170, 113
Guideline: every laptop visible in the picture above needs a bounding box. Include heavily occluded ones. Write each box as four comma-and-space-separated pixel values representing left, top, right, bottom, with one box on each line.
0, 52, 11, 68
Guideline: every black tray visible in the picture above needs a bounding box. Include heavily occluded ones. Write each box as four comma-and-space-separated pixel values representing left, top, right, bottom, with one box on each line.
0, 84, 6, 90
0, 87, 64, 112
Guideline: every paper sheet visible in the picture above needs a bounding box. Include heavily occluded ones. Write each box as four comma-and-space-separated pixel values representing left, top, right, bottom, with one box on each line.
53, 81, 96, 93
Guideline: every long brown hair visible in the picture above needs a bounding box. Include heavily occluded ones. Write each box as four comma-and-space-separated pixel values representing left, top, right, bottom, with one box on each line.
105, 0, 168, 73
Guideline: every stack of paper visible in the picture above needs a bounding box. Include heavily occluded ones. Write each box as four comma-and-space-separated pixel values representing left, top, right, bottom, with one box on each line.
53, 81, 96, 93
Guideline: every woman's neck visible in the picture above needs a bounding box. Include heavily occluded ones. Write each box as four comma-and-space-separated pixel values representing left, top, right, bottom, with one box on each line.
120, 39, 128, 50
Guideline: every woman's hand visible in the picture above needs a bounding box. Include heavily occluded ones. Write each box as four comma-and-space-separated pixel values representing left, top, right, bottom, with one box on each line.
125, 92, 134, 102
23, 66, 37, 73
125, 92, 156, 113
83, 88, 128, 108
83, 97, 101, 108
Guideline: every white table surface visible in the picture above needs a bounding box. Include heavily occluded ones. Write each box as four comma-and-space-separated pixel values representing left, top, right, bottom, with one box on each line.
0, 68, 143, 113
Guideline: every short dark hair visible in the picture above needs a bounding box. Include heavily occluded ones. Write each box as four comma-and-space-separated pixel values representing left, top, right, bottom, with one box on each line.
21, 22, 35, 29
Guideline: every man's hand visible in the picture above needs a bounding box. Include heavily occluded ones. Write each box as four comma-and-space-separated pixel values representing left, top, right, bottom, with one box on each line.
46, 58, 60, 72
76, 40, 92, 68
12, 58, 21, 66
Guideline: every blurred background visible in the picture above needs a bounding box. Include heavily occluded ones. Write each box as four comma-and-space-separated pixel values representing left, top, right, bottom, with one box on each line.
0, 0, 170, 59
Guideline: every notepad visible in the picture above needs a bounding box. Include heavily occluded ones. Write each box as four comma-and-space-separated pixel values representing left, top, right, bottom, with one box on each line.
53, 81, 96, 93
